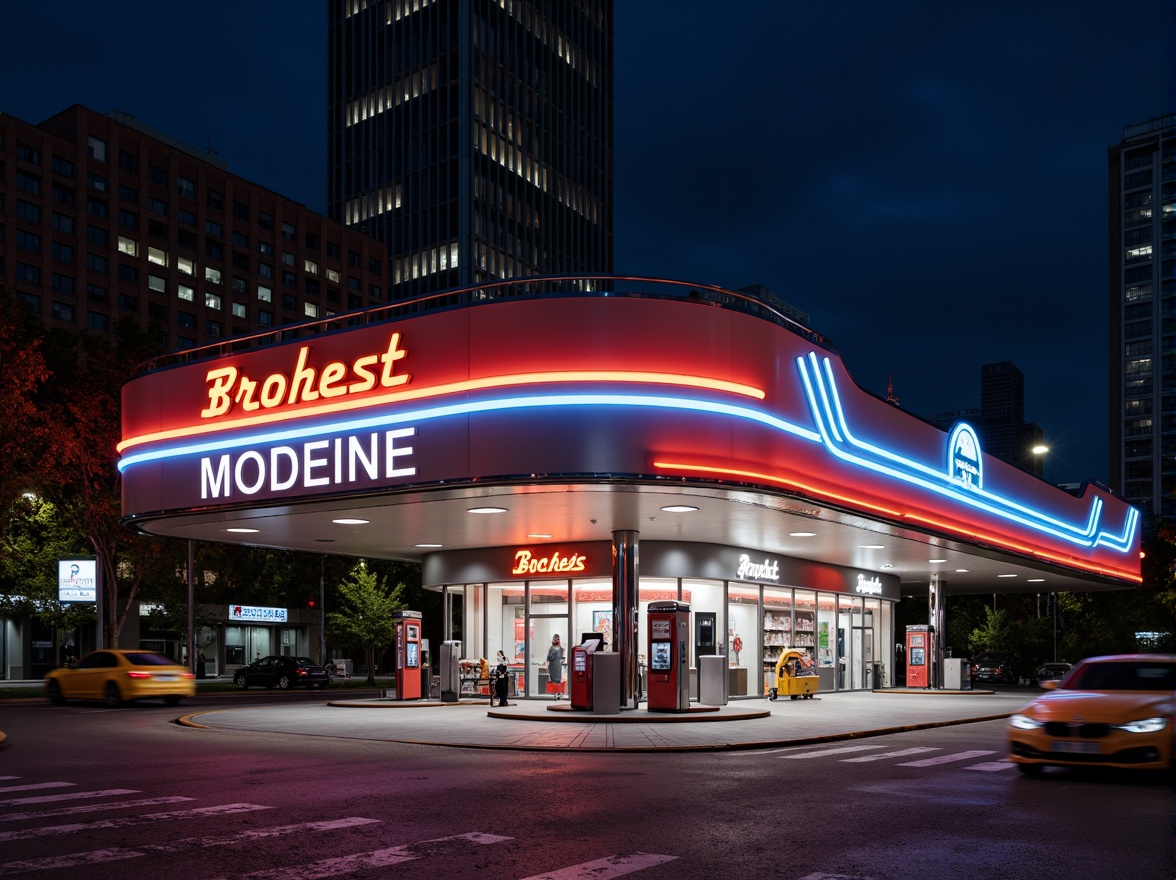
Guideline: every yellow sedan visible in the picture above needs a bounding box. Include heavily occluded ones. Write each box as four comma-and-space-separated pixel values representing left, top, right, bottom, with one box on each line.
1008, 654, 1176, 776
44, 649, 196, 707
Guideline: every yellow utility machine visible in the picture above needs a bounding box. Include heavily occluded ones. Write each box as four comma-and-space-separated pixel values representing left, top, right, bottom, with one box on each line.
768, 649, 819, 701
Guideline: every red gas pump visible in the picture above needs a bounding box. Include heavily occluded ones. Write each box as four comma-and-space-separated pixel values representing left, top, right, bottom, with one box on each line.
393, 610, 423, 700
570, 639, 599, 710
647, 601, 691, 712
905, 625, 933, 689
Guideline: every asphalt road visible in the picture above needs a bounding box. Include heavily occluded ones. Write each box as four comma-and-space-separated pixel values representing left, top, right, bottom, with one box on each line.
0, 695, 1172, 880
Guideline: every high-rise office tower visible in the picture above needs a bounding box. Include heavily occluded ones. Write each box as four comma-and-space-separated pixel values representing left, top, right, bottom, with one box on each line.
1108, 113, 1175, 519
327, 0, 614, 302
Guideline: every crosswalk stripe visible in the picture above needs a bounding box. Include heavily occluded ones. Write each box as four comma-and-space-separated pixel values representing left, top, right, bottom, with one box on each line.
0, 818, 378, 875
841, 747, 940, 763
0, 783, 74, 797
0, 789, 140, 808
964, 760, 1017, 772
780, 745, 884, 759
898, 750, 997, 767
0, 818, 382, 876
212, 831, 512, 880
1, 796, 195, 822
518, 851, 678, 880
0, 803, 273, 842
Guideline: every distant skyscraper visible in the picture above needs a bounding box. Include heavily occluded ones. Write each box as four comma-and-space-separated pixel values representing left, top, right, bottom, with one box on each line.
931, 361, 1044, 477
1108, 113, 1175, 519
327, 0, 614, 302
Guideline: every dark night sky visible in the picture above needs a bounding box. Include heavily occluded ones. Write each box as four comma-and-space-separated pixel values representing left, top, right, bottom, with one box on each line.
3, 1, 1173, 485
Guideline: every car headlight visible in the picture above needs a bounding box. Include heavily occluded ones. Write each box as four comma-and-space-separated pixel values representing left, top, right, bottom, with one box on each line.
1116, 717, 1169, 734
1009, 713, 1043, 730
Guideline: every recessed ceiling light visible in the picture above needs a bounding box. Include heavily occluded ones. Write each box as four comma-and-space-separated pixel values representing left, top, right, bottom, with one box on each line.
929, 558, 947, 564
1027, 578, 1045, 583
858, 544, 885, 550
997, 573, 1017, 578
415, 543, 443, 548
955, 569, 969, 573
528, 533, 552, 539
881, 563, 895, 569
332, 518, 369, 525
661, 505, 699, 513
789, 531, 816, 537
225, 527, 258, 533
468, 506, 508, 514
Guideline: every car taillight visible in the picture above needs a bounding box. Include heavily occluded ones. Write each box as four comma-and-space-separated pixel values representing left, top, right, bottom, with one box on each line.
296, 668, 307, 676
126, 671, 152, 679
182, 672, 196, 680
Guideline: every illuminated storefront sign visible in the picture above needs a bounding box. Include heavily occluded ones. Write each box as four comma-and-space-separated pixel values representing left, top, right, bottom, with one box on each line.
736, 554, 779, 582
229, 604, 288, 623
511, 548, 588, 576
58, 559, 97, 603
855, 574, 883, 595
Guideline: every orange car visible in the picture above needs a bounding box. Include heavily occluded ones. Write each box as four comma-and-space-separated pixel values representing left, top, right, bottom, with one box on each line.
1007, 654, 1176, 775
44, 649, 196, 707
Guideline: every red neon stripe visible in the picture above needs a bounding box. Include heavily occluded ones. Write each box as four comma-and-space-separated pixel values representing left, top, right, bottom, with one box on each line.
118, 370, 765, 454
656, 460, 1139, 583
652, 460, 904, 518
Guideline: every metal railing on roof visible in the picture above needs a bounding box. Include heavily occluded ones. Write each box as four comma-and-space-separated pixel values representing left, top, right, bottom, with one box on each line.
133, 275, 834, 374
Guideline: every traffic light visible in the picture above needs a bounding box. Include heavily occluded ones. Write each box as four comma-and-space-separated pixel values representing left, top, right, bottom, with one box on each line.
307, 599, 316, 610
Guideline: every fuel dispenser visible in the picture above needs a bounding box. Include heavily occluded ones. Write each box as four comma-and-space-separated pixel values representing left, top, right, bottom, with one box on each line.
393, 610, 423, 700
570, 638, 600, 710
905, 625, 933, 689
647, 601, 691, 712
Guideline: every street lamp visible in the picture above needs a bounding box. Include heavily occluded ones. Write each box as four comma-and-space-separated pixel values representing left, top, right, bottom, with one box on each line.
1031, 443, 1049, 479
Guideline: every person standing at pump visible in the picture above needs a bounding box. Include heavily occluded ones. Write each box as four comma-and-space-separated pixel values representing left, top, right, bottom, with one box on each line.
494, 650, 509, 707
547, 635, 565, 699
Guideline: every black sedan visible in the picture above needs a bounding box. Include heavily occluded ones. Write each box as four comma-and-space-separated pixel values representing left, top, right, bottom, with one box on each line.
234, 656, 331, 690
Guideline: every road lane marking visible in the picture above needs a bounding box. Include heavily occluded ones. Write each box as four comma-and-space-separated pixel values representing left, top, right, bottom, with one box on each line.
898, 750, 997, 767
779, 745, 884, 759
519, 852, 678, 880
0, 796, 195, 822
0, 783, 75, 797
841, 747, 940, 763
964, 760, 1017, 772
0, 818, 381, 876
796, 872, 876, 880
0, 788, 140, 807
0, 803, 273, 842
213, 831, 513, 880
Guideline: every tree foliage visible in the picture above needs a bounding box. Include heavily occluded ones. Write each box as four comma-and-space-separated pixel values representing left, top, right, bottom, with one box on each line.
326, 561, 406, 684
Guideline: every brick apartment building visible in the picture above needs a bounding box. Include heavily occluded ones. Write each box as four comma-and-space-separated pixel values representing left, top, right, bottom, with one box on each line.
1, 105, 387, 351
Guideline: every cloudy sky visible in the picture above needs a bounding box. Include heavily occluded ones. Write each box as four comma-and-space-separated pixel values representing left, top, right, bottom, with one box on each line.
3, 1, 1172, 484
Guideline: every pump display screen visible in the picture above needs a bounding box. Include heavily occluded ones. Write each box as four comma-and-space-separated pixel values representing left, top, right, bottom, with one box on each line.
909, 647, 924, 666
651, 641, 672, 671
406, 643, 419, 668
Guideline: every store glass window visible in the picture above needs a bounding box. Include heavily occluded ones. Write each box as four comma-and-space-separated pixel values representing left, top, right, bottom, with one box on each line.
572, 579, 613, 651
762, 586, 792, 692
727, 583, 759, 696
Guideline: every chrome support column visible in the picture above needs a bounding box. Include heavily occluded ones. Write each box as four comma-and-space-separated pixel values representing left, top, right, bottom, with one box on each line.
612, 530, 640, 710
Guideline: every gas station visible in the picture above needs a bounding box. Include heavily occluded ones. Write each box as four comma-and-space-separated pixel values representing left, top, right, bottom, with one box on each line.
118, 277, 1141, 711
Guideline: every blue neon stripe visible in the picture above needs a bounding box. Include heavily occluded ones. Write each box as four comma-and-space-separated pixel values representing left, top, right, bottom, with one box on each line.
116, 392, 822, 472
796, 354, 1136, 553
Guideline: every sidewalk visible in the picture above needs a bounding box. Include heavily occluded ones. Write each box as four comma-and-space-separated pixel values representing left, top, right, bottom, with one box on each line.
179, 689, 1032, 752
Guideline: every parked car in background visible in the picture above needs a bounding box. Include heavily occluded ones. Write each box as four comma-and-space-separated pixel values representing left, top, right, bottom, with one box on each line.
44, 649, 195, 707
1034, 661, 1073, 686
972, 653, 1017, 684
1008, 654, 1176, 775
234, 655, 331, 690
